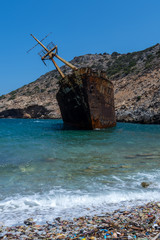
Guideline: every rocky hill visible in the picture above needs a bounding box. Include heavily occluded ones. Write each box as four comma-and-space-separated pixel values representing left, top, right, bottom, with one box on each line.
0, 44, 160, 123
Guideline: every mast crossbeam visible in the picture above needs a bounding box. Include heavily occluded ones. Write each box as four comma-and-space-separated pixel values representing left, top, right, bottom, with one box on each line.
30, 34, 78, 78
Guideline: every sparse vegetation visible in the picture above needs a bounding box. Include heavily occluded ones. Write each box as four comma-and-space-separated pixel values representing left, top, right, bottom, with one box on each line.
111, 52, 120, 58
8, 95, 16, 101
91, 64, 98, 69
156, 49, 160, 58
106, 53, 138, 77
34, 86, 40, 92
10, 90, 18, 95
41, 89, 46, 93
46, 83, 51, 88
56, 75, 62, 81
0, 95, 5, 100
137, 96, 141, 101
144, 54, 154, 69
107, 60, 112, 67
97, 64, 104, 71
23, 90, 32, 96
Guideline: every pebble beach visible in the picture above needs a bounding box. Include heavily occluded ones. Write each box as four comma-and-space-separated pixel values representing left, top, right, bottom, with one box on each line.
1, 201, 160, 239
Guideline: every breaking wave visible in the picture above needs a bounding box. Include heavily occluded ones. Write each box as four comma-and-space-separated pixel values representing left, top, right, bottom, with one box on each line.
0, 188, 160, 226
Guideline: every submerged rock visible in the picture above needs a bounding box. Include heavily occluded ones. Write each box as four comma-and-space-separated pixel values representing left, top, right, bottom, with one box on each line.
141, 182, 150, 188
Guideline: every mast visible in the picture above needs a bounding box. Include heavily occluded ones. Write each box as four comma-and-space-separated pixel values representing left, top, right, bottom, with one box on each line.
29, 34, 78, 78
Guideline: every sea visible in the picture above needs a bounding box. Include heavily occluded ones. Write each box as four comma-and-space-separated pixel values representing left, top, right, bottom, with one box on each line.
0, 119, 160, 226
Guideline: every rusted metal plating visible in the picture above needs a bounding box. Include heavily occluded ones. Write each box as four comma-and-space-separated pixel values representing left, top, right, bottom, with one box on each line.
56, 68, 116, 129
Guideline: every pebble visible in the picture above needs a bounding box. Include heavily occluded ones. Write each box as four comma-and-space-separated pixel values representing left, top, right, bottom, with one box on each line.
141, 182, 150, 188
24, 218, 34, 226
1, 201, 160, 239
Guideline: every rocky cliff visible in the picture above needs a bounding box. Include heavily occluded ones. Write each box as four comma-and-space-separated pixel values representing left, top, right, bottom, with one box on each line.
0, 44, 160, 123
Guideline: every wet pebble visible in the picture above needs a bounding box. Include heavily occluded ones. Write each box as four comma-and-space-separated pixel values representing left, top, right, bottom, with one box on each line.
1, 201, 160, 239
24, 218, 34, 226
141, 182, 150, 188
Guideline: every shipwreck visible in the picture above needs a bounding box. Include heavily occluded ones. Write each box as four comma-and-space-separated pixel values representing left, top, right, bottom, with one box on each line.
29, 34, 116, 129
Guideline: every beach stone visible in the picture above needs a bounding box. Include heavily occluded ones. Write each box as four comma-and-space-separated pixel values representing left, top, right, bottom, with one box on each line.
24, 218, 34, 225
20, 235, 29, 238
0, 232, 7, 238
55, 217, 61, 222
141, 182, 150, 188
23, 113, 31, 118
112, 232, 117, 237
56, 234, 66, 239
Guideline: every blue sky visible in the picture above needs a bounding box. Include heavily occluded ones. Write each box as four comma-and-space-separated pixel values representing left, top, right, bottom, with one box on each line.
0, 0, 160, 95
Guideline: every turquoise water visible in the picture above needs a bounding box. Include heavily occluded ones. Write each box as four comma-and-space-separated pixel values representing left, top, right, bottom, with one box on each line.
0, 119, 160, 225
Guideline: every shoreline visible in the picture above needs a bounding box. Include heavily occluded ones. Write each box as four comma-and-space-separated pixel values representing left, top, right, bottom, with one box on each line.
1, 201, 160, 239
0, 118, 160, 125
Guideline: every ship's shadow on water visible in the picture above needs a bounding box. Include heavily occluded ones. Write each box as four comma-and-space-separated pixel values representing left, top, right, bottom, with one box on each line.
51, 122, 84, 130
50, 121, 83, 130
50, 121, 117, 131
50, 121, 65, 130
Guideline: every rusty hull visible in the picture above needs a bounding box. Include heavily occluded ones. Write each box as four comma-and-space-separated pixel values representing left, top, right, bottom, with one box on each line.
56, 68, 116, 129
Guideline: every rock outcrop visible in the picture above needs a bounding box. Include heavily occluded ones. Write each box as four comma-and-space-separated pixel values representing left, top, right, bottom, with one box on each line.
0, 105, 50, 119
0, 44, 160, 123
0, 71, 61, 119
113, 68, 160, 124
